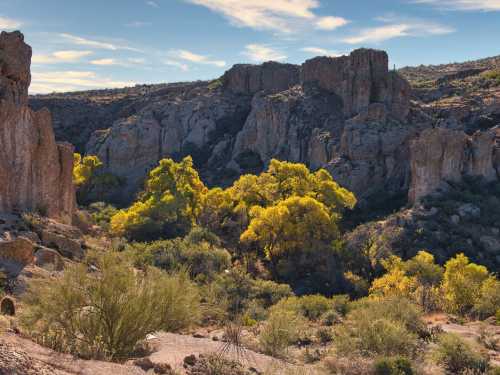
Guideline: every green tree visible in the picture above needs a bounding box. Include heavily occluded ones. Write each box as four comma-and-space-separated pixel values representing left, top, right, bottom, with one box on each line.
111, 156, 207, 240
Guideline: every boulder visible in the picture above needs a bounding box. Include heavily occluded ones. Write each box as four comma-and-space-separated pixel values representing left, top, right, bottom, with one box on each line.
0, 237, 34, 266
0, 31, 76, 224
34, 247, 64, 271
39, 230, 83, 260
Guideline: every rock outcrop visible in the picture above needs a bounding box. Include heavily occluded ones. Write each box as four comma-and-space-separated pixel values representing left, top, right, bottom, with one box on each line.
222, 61, 300, 95
79, 48, 415, 202
409, 127, 500, 202
0, 31, 75, 223
301, 49, 411, 121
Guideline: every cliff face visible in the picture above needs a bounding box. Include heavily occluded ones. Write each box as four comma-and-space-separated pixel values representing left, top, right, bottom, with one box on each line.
0, 31, 75, 224
29, 47, 500, 207
409, 127, 500, 202
80, 49, 417, 202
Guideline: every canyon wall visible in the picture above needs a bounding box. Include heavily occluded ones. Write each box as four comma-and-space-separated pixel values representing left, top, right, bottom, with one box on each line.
0, 31, 75, 224
409, 127, 500, 202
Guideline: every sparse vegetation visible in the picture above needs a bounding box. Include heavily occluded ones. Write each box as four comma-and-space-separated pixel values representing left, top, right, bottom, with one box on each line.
20, 251, 200, 360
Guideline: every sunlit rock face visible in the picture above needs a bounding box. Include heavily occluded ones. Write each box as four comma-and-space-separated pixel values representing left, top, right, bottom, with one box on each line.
0, 31, 75, 224
409, 127, 500, 203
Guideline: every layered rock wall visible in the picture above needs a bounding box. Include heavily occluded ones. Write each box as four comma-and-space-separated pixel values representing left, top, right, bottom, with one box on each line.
0, 31, 75, 224
409, 127, 500, 202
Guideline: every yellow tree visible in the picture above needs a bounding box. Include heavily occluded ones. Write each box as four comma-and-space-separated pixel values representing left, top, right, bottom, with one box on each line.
240, 196, 339, 264
442, 254, 490, 315
111, 156, 207, 240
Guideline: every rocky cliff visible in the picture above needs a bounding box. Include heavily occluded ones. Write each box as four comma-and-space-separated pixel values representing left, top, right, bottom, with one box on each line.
0, 31, 75, 224
409, 127, 500, 202
36, 49, 422, 203
29, 48, 500, 208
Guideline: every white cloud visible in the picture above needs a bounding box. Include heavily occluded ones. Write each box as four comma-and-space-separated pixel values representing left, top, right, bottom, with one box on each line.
32, 50, 93, 64
315, 16, 349, 30
30, 70, 135, 93
172, 49, 226, 67
146, 1, 159, 7
243, 44, 287, 62
184, 0, 348, 33
90, 58, 118, 66
164, 59, 189, 71
342, 21, 454, 44
59, 33, 140, 52
414, 0, 500, 11
301, 47, 342, 56
0, 16, 22, 29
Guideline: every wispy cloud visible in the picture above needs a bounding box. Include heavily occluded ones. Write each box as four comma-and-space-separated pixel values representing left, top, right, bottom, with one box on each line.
30, 70, 135, 93
301, 47, 342, 57
414, 0, 500, 11
164, 59, 189, 71
59, 33, 140, 52
146, 0, 159, 7
342, 18, 455, 44
32, 50, 93, 64
184, 0, 349, 33
90, 58, 119, 66
315, 16, 349, 30
0, 16, 22, 29
243, 44, 287, 62
125, 21, 152, 28
172, 49, 226, 67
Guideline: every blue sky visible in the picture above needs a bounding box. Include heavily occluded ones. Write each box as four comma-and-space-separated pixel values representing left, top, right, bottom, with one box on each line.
1, 0, 500, 93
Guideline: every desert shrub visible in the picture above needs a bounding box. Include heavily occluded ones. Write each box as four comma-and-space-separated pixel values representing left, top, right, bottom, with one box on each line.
322, 355, 374, 374
317, 327, 334, 344
127, 233, 231, 282
483, 69, 500, 84
473, 277, 500, 319
207, 268, 292, 318
373, 356, 414, 375
336, 318, 418, 358
259, 307, 307, 357
271, 294, 350, 323
335, 297, 423, 358
433, 333, 489, 374
186, 354, 250, 375
87, 202, 119, 230
20, 251, 200, 360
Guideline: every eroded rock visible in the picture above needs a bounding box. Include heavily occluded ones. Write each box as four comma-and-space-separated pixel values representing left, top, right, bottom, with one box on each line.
0, 31, 76, 224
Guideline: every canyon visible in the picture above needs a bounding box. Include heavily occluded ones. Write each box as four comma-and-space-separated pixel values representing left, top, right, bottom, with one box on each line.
30, 49, 500, 207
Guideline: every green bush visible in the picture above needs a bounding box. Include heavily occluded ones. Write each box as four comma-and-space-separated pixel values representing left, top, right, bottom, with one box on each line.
334, 297, 423, 358
87, 202, 118, 229
208, 268, 292, 318
336, 317, 418, 358
259, 307, 307, 357
374, 357, 414, 375
127, 232, 231, 282
20, 251, 200, 360
272, 294, 350, 322
433, 333, 489, 374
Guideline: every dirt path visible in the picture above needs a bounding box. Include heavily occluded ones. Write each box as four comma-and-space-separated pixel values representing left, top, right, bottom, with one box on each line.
148, 332, 293, 374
